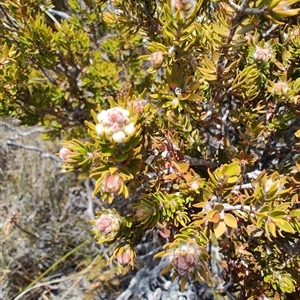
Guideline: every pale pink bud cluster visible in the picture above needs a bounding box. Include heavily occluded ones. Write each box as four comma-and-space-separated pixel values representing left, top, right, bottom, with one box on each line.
95, 211, 121, 240
291, 28, 299, 37
102, 174, 123, 194
59, 147, 72, 161
273, 81, 289, 95
253, 45, 273, 62
172, 0, 196, 16
188, 180, 200, 191
150, 51, 164, 69
96, 107, 135, 143
116, 246, 132, 266
172, 244, 200, 276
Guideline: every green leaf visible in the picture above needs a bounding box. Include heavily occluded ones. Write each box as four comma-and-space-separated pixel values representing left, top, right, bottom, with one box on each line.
115, 151, 129, 162
159, 262, 173, 275
224, 162, 241, 176
275, 219, 295, 233
268, 222, 277, 238
269, 210, 286, 219
290, 209, 300, 217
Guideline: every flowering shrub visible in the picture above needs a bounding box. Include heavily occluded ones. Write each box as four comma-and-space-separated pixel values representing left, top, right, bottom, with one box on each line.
1, 0, 300, 298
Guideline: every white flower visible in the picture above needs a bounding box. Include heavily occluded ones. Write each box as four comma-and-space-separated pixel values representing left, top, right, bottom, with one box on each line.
124, 122, 135, 135
97, 110, 108, 123
121, 108, 130, 118
95, 123, 104, 135
189, 180, 200, 190
273, 81, 289, 95
112, 131, 126, 143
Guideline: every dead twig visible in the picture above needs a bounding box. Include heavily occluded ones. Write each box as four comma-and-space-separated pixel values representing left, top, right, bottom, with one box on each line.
5, 140, 60, 163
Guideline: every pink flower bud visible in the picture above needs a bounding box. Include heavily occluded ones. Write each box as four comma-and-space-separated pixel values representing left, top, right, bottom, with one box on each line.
106, 108, 129, 125
95, 213, 120, 236
93, 210, 121, 241
102, 174, 122, 194
172, 244, 200, 276
96, 215, 113, 234
150, 51, 164, 68
116, 246, 132, 266
59, 147, 72, 161
127, 101, 143, 114
173, 0, 195, 12
110, 122, 123, 133
273, 81, 289, 95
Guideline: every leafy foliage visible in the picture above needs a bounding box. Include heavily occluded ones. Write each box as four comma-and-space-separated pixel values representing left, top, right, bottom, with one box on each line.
2, 0, 300, 299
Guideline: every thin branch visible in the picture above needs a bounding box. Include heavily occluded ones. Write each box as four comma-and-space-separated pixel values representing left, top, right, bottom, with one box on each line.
84, 179, 94, 220
0, 121, 50, 136
48, 8, 71, 20
184, 155, 220, 169
223, 203, 256, 212
5, 140, 60, 163
0, 4, 19, 29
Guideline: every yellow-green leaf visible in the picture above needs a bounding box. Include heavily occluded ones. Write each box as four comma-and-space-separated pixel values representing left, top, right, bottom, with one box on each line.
213, 221, 226, 238
224, 213, 238, 228
180, 276, 188, 292
269, 222, 277, 238
275, 219, 295, 233
269, 210, 286, 219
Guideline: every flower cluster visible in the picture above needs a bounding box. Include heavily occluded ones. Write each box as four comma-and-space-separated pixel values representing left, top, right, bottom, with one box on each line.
91, 209, 122, 242
95, 107, 135, 143
253, 45, 273, 63
273, 81, 289, 95
171, 244, 201, 276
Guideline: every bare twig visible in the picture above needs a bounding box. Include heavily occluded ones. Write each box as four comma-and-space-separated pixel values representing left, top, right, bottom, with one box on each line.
0, 121, 49, 136
184, 155, 220, 169
84, 179, 94, 219
5, 140, 60, 163
48, 8, 71, 20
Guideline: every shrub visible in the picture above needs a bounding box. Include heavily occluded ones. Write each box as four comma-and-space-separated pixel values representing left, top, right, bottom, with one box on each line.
1, 0, 300, 299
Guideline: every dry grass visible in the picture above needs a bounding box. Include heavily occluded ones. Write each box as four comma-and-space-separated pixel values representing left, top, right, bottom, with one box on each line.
0, 118, 129, 300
